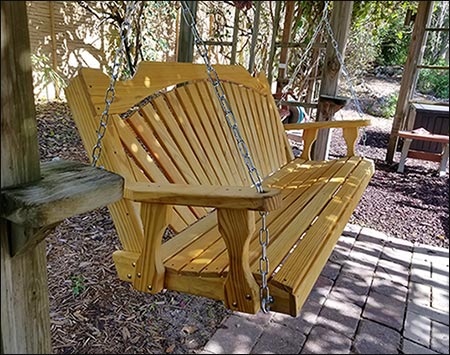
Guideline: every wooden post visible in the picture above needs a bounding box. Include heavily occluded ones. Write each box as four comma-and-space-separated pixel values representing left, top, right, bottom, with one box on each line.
177, 0, 197, 63
276, 1, 296, 95
1, 2, 52, 353
49, 1, 60, 99
305, 34, 323, 116
174, 7, 180, 60
313, 1, 354, 161
267, 1, 283, 86
385, 1, 434, 163
230, 7, 240, 65
248, 1, 261, 73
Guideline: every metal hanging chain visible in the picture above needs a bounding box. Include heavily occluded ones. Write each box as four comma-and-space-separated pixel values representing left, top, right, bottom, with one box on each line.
180, 1, 272, 313
91, 1, 138, 168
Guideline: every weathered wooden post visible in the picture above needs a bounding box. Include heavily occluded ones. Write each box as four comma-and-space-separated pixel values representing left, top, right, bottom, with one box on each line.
275, 1, 296, 95
177, 0, 197, 63
267, 1, 283, 86
1, 2, 52, 353
385, 1, 434, 163
313, 1, 354, 161
1, 2, 123, 353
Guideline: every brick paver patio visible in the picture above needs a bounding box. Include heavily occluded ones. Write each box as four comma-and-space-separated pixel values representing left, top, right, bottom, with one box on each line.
200, 225, 449, 354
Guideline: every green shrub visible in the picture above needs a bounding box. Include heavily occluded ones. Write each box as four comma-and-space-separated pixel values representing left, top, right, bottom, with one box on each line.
71, 274, 86, 296
367, 93, 398, 118
417, 61, 449, 99
377, 17, 411, 66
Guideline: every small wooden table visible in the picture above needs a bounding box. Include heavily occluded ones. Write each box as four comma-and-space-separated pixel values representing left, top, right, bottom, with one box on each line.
397, 128, 449, 177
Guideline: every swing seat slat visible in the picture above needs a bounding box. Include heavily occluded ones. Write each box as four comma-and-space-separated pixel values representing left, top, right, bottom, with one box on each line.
66, 62, 374, 316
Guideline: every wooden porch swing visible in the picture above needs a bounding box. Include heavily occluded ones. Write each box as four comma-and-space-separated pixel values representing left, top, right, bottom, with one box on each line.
65, 1, 374, 317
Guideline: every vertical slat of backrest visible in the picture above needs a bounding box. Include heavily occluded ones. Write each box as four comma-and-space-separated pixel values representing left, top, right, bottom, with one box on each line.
236, 87, 270, 176
180, 84, 239, 186
233, 85, 278, 177
139, 104, 202, 185
111, 116, 204, 227
168, 87, 230, 186
125, 110, 209, 224
117, 111, 207, 224
126, 112, 186, 183
164, 90, 226, 185
260, 93, 287, 169
65, 77, 143, 252
259, 72, 295, 164
190, 83, 243, 186
245, 88, 272, 177
122, 153, 189, 233
222, 83, 263, 180
199, 81, 250, 186
254, 71, 294, 164
253, 91, 279, 173
272, 98, 292, 166
206, 80, 272, 185
138, 104, 211, 220
229, 84, 262, 168
151, 96, 216, 185
264, 94, 294, 164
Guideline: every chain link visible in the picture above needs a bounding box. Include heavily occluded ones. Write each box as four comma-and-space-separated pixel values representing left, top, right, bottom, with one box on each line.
91, 1, 138, 167
180, 1, 272, 313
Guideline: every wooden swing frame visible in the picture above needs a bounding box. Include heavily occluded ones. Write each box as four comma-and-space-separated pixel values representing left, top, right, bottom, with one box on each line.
65, 61, 374, 316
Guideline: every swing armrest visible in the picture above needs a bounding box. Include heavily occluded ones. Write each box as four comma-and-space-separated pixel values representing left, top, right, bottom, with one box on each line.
124, 182, 282, 212
283, 119, 371, 131
284, 119, 371, 159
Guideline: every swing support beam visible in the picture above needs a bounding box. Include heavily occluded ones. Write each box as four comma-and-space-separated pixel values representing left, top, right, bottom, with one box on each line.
1, 3, 123, 353
314, 1, 354, 161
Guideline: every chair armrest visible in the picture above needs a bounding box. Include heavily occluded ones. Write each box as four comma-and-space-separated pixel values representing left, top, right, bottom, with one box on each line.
124, 183, 282, 212
283, 119, 371, 131
284, 119, 371, 159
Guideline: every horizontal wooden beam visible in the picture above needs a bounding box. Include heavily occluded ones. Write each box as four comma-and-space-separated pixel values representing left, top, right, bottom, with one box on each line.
407, 150, 443, 162
398, 130, 449, 143
409, 100, 449, 107
124, 183, 282, 211
425, 27, 449, 31
275, 42, 326, 49
204, 40, 233, 46
1, 160, 124, 228
417, 65, 449, 70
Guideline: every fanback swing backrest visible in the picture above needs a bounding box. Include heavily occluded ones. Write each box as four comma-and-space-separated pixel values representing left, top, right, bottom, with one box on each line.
66, 62, 294, 252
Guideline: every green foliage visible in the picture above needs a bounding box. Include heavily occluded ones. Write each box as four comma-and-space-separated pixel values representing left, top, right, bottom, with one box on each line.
377, 15, 411, 66
417, 60, 449, 99
380, 93, 399, 118
31, 54, 67, 90
71, 274, 86, 296
367, 93, 398, 118
423, 2, 449, 65
346, 21, 380, 78
350, 1, 416, 68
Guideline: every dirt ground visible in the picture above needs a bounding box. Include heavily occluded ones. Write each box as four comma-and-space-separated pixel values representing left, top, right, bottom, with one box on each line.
36, 75, 448, 354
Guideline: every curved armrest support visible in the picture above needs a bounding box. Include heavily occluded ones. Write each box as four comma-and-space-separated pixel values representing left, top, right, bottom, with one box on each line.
284, 119, 371, 159
124, 183, 282, 212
